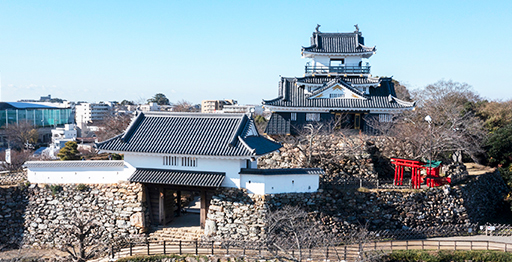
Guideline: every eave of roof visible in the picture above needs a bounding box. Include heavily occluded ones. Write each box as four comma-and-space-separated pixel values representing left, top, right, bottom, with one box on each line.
24, 160, 125, 168
129, 168, 225, 187
239, 168, 324, 175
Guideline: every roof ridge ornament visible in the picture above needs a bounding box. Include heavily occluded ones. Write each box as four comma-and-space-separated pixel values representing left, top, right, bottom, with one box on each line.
315, 24, 321, 33
354, 24, 359, 33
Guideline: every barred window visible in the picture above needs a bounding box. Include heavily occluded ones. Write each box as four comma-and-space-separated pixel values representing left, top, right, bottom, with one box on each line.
163, 156, 178, 166
330, 93, 343, 98
291, 113, 297, 121
306, 113, 320, 121
379, 114, 392, 122
182, 157, 197, 167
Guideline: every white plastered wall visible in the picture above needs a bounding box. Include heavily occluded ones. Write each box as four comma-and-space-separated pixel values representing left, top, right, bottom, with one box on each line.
240, 173, 319, 195
27, 162, 135, 184
123, 153, 247, 188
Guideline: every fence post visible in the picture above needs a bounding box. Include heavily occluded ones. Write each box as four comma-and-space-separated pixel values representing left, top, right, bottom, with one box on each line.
470, 241, 473, 251
259, 245, 261, 257
374, 241, 377, 250
147, 241, 150, 255
129, 242, 133, 256
227, 242, 229, 255
438, 241, 440, 250
344, 245, 347, 261
179, 240, 182, 255
406, 241, 408, 250
422, 240, 424, 250
292, 249, 294, 258
212, 241, 214, 255
195, 240, 198, 255
163, 240, 166, 255
326, 246, 329, 260
506, 243, 508, 252
454, 241, 456, 251
309, 247, 312, 260
111, 245, 114, 259
487, 241, 489, 250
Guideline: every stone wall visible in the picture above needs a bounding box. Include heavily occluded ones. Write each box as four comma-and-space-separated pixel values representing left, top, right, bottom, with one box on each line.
258, 136, 379, 183
0, 182, 147, 249
206, 172, 508, 240
205, 188, 266, 241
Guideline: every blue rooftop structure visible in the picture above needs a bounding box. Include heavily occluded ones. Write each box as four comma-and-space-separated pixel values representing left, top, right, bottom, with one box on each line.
0, 102, 72, 128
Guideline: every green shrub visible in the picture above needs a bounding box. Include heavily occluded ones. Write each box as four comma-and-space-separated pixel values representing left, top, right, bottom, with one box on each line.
488, 124, 512, 167
76, 183, 88, 191
47, 184, 62, 195
386, 250, 512, 262
111, 153, 123, 160
18, 181, 30, 191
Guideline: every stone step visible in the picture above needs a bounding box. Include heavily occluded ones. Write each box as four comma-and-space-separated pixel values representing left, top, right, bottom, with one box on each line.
149, 227, 204, 242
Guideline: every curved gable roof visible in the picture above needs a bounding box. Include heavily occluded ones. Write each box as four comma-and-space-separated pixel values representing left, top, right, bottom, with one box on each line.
302, 32, 376, 54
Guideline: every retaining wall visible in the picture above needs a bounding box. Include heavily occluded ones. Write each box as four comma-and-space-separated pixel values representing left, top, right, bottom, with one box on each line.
205, 172, 508, 241
0, 182, 147, 248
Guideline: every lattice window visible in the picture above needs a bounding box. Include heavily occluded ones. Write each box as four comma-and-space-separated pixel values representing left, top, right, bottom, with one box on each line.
182, 157, 197, 167
291, 113, 297, 121
306, 113, 320, 121
163, 156, 178, 166
379, 114, 392, 122
330, 93, 343, 98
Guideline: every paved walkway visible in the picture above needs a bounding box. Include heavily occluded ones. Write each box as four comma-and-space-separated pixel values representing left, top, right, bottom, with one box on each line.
429, 234, 512, 244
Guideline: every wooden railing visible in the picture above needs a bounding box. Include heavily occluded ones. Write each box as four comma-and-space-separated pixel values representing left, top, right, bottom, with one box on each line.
305, 65, 371, 74
106, 239, 512, 262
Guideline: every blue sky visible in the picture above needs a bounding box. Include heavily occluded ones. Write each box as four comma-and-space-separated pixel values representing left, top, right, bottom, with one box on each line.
1, 1, 511, 104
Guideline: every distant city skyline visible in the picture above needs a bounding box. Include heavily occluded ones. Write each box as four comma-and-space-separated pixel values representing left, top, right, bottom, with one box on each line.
1, 1, 511, 104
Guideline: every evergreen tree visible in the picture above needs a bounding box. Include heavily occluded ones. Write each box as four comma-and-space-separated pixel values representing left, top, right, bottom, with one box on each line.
147, 93, 170, 105
58, 141, 81, 160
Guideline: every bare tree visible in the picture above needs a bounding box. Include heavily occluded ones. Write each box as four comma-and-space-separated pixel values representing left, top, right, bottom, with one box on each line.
0, 149, 32, 172
59, 216, 109, 262
4, 121, 39, 150
172, 99, 198, 112
368, 80, 487, 163
266, 206, 330, 261
94, 114, 133, 142
392, 79, 413, 102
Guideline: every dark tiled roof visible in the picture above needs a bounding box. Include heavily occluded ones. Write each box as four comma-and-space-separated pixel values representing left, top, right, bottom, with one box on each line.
296, 76, 380, 85
264, 113, 290, 135
24, 160, 125, 168
96, 112, 281, 157
129, 168, 225, 187
302, 32, 375, 54
263, 77, 414, 109
239, 168, 324, 175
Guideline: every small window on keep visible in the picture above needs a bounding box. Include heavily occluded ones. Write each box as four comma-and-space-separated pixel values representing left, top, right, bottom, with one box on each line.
306, 113, 320, 121
291, 113, 297, 121
330, 59, 344, 67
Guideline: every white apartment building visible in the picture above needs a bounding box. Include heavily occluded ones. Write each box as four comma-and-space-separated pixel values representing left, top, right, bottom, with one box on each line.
75, 103, 111, 124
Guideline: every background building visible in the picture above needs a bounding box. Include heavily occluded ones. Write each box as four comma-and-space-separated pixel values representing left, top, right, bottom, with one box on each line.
0, 102, 73, 146
75, 102, 111, 124
201, 99, 236, 113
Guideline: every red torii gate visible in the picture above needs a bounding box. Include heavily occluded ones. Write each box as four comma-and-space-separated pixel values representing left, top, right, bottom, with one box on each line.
390, 158, 425, 189
391, 158, 447, 188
